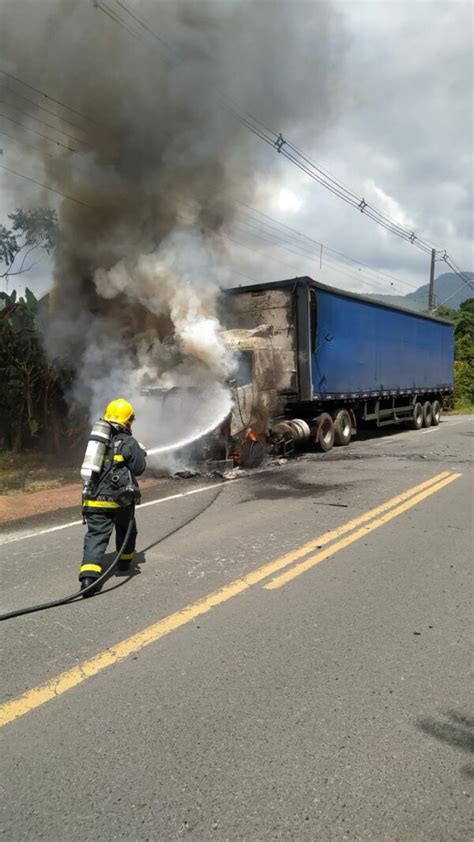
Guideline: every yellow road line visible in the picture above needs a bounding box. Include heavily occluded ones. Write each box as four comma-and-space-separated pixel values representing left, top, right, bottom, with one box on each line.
264, 472, 462, 590
241, 471, 451, 586
0, 471, 456, 729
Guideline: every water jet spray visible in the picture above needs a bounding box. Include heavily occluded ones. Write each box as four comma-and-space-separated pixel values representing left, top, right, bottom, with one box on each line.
146, 407, 231, 457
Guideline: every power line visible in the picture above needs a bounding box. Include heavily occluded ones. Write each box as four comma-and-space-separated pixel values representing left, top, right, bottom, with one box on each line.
3, 85, 92, 136
4, 5, 462, 301
0, 99, 91, 148
0, 127, 46, 158
236, 203, 419, 293
1, 104, 414, 296
275, 137, 361, 203
228, 267, 262, 285
92, 0, 466, 273
439, 255, 474, 292
112, 0, 177, 55
0, 111, 83, 155
169, 190, 417, 296
0, 128, 81, 169
0, 163, 93, 208
443, 256, 474, 288
93, 0, 141, 40
230, 219, 393, 292
0, 129, 73, 170
221, 229, 406, 298
227, 210, 422, 298
0, 158, 416, 300
174, 191, 416, 296
175, 207, 408, 295
433, 280, 473, 310
219, 104, 436, 255
0, 68, 97, 126
258, 132, 435, 254
163, 140, 420, 294
230, 111, 438, 255
232, 199, 418, 291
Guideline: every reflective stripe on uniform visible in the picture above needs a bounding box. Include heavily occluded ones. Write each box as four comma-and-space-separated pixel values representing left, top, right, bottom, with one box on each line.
103, 454, 125, 464
80, 563, 102, 574
119, 552, 134, 561
82, 500, 121, 509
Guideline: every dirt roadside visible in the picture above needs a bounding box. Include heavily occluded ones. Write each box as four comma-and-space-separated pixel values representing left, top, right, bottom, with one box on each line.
0, 476, 160, 525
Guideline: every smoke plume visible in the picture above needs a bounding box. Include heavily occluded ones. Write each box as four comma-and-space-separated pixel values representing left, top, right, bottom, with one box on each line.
0, 0, 343, 452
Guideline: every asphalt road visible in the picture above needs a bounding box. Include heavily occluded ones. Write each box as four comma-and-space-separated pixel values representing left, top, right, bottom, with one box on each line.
1, 415, 473, 841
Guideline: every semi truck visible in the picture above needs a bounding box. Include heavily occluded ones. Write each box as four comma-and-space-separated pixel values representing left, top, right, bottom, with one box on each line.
220, 276, 454, 463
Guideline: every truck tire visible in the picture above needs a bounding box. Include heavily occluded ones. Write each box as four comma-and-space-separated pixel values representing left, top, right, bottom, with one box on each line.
431, 400, 441, 426
316, 413, 335, 452
238, 439, 266, 469
333, 409, 352, 446
411, 402, 423, 430
422, 401, 433, 427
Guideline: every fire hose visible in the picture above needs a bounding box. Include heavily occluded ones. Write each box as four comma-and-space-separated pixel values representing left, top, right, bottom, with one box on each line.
0, 503, 135, 622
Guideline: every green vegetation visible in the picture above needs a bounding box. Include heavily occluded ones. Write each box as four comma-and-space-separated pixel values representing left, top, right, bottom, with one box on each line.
0, 208, 56, 284
0, 208, 84, 457
436, 298, 474, 411
0, 450, 78, 494
0, 287, 73, 452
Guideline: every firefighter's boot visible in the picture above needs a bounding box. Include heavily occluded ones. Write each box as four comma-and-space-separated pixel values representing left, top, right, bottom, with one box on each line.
80, 576, 98, 597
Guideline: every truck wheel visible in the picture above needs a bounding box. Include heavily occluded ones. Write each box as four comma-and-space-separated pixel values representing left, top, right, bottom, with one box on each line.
422, 401, 433, 427
431, 400, 441, 426
411, 402, 423, 430
316, 413, 335, 452
333, 409, 352, 446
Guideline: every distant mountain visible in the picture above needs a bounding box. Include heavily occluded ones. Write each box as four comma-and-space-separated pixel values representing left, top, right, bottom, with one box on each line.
372, 271, 474, 312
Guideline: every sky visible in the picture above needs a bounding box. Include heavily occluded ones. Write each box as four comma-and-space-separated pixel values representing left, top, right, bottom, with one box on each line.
0, 0, 472, 302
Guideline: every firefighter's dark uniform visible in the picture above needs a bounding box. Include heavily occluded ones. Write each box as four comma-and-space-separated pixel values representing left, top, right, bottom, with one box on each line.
79, 426, 146, 583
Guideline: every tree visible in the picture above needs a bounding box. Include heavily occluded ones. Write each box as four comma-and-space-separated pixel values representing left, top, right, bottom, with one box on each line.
0, 288, 68, 451
436, 299, 474, 407
0, 208, 57, 285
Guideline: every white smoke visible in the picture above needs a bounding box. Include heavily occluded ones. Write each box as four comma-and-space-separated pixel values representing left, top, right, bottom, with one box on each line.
86, 229, 235, 460
93, 229, 234, 382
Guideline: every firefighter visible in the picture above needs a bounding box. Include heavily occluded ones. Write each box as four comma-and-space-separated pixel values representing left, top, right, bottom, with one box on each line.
79, 398, 146, 595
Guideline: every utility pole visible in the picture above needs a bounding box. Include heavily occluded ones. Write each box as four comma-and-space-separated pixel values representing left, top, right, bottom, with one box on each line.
428, 248, 436, 311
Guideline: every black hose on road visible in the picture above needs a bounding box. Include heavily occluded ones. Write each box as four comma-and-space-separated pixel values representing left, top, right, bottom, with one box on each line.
1, 484, 223, 622
0, 505, 135, 622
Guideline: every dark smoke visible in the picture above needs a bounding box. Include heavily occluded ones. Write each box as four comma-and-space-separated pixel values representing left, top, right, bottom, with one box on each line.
0, 0, 344, 427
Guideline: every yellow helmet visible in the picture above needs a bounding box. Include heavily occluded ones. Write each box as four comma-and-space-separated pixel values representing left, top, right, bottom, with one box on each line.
103, 398, 135, 427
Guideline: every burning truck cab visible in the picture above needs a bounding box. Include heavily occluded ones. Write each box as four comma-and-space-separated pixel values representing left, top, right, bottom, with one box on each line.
139, 326, 291, 470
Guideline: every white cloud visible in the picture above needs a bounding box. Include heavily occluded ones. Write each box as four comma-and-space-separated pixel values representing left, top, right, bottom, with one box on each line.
364, 179, 416, 230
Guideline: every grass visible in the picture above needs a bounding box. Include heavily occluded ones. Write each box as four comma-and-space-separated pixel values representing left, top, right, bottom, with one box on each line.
444, 400, 474, 415
0, 452, 80, 495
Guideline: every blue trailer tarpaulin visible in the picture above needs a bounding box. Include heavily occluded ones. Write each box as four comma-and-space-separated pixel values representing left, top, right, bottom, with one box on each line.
312, 285, 454, 398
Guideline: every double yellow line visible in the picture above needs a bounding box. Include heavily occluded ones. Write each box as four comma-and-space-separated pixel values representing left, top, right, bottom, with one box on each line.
263, 470, 460, 589
0, 470, 461, 729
